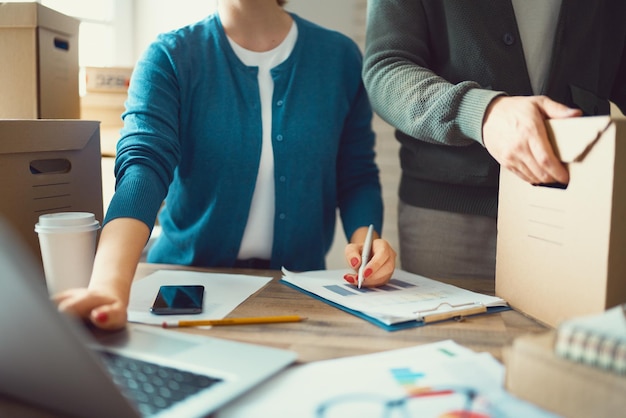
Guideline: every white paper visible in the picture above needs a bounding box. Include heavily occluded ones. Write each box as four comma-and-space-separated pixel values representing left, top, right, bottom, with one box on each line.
281, 268, 508, 325
127, 270, 272, 325
217, 340, 557, 418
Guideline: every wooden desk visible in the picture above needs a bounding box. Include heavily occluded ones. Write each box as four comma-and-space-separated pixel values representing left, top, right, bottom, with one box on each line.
135, 264, 548, 364
1, 264, 548, 417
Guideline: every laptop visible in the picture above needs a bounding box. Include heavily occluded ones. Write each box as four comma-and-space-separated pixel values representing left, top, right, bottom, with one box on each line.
0, 218, 297, 418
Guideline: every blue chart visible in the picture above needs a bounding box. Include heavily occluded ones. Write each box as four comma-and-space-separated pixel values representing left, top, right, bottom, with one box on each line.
390, 367, 425, 385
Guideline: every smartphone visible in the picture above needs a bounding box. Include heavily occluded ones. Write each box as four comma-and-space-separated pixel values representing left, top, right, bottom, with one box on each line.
150, 285, 205, 315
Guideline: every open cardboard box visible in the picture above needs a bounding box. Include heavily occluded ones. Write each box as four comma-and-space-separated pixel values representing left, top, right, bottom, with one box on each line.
496, 116, 626, 327
0, 120, 103, 268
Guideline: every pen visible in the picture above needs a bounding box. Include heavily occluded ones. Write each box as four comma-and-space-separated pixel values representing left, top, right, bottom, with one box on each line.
161, 315, 306, 328
358, 224, 374, 289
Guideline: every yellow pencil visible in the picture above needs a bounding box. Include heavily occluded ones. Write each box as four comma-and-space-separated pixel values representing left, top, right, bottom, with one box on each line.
161, 315, 306, 328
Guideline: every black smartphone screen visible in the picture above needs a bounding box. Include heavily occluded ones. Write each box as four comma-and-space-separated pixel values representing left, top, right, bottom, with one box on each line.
150, 285, 205, 315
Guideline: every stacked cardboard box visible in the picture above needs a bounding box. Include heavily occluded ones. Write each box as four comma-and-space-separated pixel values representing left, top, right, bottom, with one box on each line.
0, 2, 80, 118
0, 120, 103, 267
80, 66, 133, 211
80, 66, 132, 155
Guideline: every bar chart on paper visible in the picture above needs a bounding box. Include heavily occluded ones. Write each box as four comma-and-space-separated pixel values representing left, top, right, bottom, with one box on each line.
324, 277, 448, 303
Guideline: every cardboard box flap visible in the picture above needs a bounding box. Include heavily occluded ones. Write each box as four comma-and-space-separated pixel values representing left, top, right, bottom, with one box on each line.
547, 116, 613, 163
0, 120, 100, 155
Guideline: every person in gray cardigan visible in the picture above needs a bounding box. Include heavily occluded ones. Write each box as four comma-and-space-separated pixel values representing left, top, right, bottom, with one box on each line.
363, 0, 626, 280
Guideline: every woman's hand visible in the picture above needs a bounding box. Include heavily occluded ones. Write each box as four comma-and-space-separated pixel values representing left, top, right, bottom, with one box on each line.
52, 217, 150, 330
53, 287, 128, 330
343, 227, 396, 287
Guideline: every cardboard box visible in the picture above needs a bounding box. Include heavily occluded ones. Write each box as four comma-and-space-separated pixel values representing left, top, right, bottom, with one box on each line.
101, 156, 116, 212
0, 3, 80, 119
80, 92, 126, 129
0, 120, 103, 268
505, 332, 626, 418
496, 116, 626, 327
85, 66, 133, 93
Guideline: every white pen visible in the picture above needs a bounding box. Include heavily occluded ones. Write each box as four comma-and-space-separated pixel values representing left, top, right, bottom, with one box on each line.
357, 224, 375, 289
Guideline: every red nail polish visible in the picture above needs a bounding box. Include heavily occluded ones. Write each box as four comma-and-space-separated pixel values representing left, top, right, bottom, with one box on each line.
343, 274, 355, 284
96, 312, 108, 323
350, 257, 359, 267
364, 268, 373, 278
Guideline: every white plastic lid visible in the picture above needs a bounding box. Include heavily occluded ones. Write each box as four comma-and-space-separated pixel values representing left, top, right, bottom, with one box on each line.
35, 212, 100, 233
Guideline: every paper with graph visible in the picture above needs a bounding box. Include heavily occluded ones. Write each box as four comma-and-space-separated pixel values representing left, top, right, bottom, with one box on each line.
217, 339, 556, 418
281, 268, 508, 328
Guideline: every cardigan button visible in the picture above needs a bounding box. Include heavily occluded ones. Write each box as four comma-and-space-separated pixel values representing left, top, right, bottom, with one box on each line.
503, 32, 515, 46
276, 134, 283, 141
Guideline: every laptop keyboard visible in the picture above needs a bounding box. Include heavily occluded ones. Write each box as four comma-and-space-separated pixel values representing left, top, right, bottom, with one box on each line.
98, 350, 223, 417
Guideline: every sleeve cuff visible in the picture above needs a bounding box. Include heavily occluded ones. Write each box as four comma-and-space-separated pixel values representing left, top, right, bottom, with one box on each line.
457, 88, 507, 146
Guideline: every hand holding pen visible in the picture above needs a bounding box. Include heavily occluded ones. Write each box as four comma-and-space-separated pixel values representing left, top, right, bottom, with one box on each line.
343, 224, 397, 288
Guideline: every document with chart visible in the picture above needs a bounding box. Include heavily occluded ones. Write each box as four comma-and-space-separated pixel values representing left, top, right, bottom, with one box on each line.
280, 268, 508, 331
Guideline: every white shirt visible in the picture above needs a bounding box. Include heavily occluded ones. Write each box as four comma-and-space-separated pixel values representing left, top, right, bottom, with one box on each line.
512, 0, 562, 94
228, 22, 298, 260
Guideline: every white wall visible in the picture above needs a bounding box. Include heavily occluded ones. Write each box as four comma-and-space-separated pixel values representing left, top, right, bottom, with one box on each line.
285, 0, 363, 39
131, 0, 365, 63
112, 0, 136, 66
133, 0, 218, 62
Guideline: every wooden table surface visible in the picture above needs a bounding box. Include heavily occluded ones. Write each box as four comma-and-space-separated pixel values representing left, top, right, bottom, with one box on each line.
1, 263, 548, 417
135, 264, 548, 364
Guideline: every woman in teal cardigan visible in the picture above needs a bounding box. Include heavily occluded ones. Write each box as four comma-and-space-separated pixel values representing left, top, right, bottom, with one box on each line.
56, 0, 396, 330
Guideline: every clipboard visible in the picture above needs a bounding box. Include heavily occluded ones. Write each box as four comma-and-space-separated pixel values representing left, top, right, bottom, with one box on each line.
416, 302, 488, 323
279, 279, 511, 332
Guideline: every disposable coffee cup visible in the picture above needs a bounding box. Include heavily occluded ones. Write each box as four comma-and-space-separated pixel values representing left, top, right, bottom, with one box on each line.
35, 212, 100, 295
